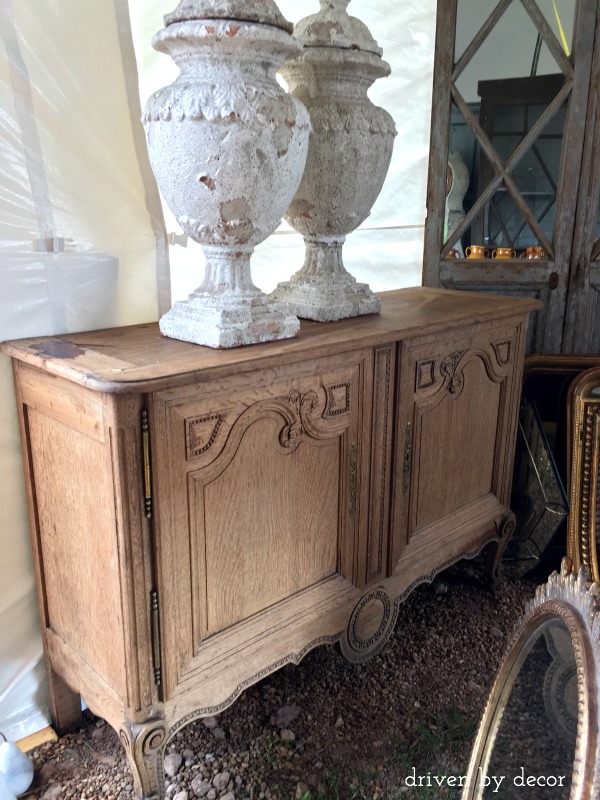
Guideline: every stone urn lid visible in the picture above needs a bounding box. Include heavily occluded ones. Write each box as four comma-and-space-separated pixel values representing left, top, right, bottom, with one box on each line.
295, 0, 383, 56
163, 0, 294, 34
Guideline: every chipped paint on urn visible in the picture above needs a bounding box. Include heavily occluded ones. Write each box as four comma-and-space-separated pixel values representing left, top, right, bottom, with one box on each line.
270, 0, 397, 322
143, 0, 311, 347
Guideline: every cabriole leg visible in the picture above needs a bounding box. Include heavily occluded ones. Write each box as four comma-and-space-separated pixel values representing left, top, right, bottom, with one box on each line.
120, 718, 168, 800
484, 511, 517, 589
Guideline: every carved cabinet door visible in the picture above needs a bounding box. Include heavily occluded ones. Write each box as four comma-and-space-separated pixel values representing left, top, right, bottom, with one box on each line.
391, 322, 525, 574
149, 353, 368, 703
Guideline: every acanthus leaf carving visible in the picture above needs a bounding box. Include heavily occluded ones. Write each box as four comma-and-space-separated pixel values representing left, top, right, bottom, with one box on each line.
280, 390, 320, 448
142, 80, 306, 127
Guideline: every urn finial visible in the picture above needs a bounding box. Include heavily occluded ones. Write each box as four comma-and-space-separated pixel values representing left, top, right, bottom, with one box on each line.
296, 0, 383, 55
319, 0, 351, 11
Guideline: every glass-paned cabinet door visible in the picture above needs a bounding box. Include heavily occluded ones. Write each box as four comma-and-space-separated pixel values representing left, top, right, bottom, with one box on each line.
451, 0, 574, 258
423, 0, 599, 353
563, 151, 600, 352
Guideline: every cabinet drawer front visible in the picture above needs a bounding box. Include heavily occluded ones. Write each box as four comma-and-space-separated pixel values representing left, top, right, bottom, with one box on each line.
392, 322, 524, 568
150, 357, 367, 698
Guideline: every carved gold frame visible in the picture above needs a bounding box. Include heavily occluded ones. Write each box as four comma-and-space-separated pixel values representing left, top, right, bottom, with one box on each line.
462, 561, 600, 799
567, 367, 600, 583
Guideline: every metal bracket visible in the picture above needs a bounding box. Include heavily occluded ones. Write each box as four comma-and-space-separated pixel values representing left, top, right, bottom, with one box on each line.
150, 590, 162, 687
142, 409, 153, 519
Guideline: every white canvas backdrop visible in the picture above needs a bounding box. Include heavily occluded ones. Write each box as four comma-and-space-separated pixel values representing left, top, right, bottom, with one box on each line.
0, 0, 436, 739
0, 0, 167, 739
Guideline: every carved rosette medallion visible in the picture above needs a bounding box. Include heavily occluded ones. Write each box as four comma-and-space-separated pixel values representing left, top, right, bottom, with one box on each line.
340, 587, 398, 664
143, 1, 311, 347
269, 0, 397, 322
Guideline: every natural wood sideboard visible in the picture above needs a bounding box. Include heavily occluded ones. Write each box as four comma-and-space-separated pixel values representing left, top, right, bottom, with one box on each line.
2, 287, 540, 799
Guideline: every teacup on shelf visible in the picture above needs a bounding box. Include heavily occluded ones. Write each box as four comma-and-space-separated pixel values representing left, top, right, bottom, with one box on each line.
465, 245, 489, 259
492, 247, 516, 259
519, 246, 546, 259
446, 248, 461, 259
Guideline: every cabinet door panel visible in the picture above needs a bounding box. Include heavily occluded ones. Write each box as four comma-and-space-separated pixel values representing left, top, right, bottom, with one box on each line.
413, 356, 501, 530
151, 356, 367, 699
195, 417, 339, 637
392, 322, 523, 569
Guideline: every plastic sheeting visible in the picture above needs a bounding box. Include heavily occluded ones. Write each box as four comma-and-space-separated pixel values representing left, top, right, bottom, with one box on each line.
0, 0, 436, 739
0, 0, 168, 739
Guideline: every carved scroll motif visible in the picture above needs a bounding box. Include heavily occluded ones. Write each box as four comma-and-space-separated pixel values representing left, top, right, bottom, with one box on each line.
186, 413, 226, 459
279, 390, 320, 448
119, 718, 168, 800
440, 349, 467, 394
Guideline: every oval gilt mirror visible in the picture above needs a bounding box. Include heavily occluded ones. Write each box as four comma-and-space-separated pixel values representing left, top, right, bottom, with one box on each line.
462, 561, 600, 799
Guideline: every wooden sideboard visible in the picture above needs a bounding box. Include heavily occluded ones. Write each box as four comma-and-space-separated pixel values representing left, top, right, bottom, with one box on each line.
1, 287, 540, 799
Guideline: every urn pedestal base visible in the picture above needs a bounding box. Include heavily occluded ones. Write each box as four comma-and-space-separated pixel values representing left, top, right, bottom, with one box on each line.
159, 292, 300, 349
270, 277, 381, 322
270, 236, 381, 322
160, 247, 300, 348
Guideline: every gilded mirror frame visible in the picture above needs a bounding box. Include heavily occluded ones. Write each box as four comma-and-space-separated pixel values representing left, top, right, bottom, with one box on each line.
567, 367, 600, 583
462, 561, 600, 799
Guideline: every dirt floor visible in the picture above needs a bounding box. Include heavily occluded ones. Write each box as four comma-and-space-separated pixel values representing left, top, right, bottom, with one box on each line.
21, 560, 542, 800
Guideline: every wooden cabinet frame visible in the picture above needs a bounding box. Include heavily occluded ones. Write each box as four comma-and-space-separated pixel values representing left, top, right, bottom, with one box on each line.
2, 288, 539, 799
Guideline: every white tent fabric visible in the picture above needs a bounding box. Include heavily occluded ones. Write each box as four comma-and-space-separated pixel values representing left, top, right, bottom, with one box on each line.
0, 0, 168, 739
0, 0, 435, 739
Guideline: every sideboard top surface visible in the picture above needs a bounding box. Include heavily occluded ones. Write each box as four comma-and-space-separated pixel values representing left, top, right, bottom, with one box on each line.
1, 287, 541, 393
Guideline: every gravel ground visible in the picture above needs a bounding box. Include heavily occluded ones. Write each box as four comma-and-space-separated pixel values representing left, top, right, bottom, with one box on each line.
21, 560, 541, 800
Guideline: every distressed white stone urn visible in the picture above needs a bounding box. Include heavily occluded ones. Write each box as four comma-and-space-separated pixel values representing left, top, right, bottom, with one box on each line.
143, 0, 311, 348
270, 0, 397, 322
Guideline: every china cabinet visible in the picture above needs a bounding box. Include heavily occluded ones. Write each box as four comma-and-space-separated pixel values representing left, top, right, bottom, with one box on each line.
424, 0, 600, 354
1, 288, 538, 799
